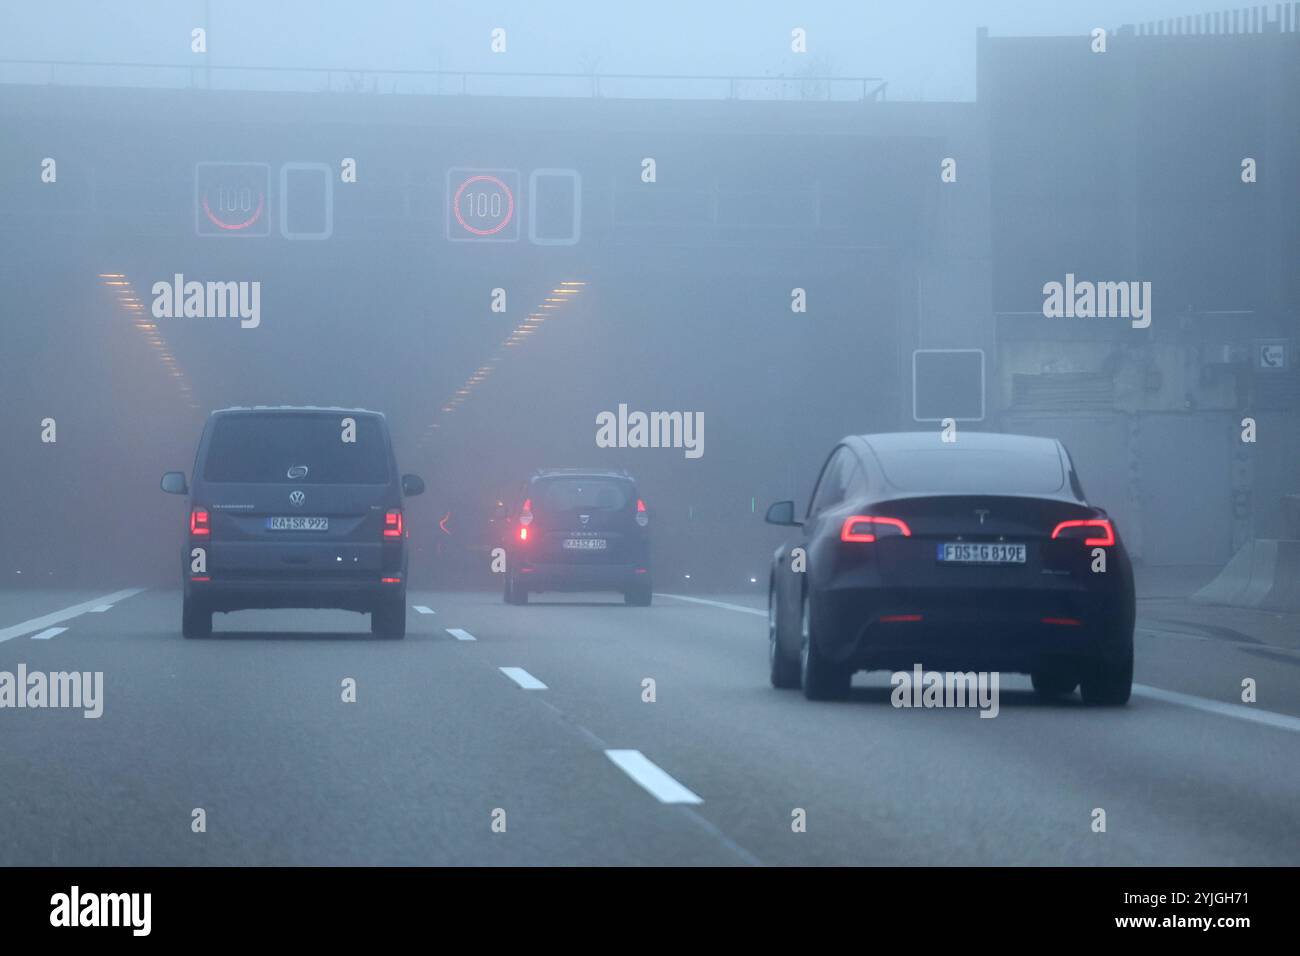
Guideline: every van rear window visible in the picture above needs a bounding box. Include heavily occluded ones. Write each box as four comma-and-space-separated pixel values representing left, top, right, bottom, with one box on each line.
202, 414, 390, 484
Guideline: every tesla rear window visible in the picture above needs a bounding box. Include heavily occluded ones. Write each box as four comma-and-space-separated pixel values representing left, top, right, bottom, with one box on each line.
536, 478, 631, 512
202, 415, 390, 484
875, 448, 1064, 494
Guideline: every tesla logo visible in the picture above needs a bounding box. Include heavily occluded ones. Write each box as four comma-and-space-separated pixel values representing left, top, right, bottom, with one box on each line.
287, 465, 308, 479
290, 490, 306, 507
975, 509, 990, 524
579, 514, 590, 525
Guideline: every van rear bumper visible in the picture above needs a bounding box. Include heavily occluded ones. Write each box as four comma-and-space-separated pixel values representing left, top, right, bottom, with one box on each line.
185, 574, 403, 613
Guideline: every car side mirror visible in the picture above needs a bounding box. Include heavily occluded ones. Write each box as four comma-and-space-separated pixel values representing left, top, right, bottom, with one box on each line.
401, 474, 425, 497
765, 500, 799, 527
161, 471, 188, 495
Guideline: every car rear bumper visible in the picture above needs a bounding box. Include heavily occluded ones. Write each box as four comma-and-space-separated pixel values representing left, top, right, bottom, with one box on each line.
515, 562, 646, 593
816, 583, 1134, 673
185, 574, 404, 613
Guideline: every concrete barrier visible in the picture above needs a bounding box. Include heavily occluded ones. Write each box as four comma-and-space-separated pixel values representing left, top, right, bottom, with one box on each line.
1192, 539, 1300, 611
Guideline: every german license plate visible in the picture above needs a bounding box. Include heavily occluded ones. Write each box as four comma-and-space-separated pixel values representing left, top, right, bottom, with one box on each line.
937, 542, 1025, 564
267, 516, 329, 531
562, 538, 607, 550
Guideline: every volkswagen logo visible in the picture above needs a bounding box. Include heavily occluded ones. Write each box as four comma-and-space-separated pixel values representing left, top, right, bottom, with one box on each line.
287, 465, 309, 480
579, 514, 590, 525
290, 490, 306, 507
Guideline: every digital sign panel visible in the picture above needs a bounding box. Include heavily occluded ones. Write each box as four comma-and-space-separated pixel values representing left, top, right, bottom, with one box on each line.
447, 168, 519, 242
528, 168, 582, 246
279, 162, 333, 240
194, 161, 271, 238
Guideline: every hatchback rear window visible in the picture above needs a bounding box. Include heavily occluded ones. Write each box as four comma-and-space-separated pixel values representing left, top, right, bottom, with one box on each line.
202, 414, 391, 484
875, 447, 1064, 495
535, 478, 632, 512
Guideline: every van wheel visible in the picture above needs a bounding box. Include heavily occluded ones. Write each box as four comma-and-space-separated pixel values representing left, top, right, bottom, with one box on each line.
504, 572, 528, 605
624, 578, 652, 606
182, 596, 211, 638
371, 597, 407, 638
1080, 643, 1133, 706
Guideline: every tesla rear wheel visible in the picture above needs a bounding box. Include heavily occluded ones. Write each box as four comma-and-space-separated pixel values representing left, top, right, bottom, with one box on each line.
768, 580, 800, 689
1031, 669, 1079, 699
1080, 644, 1133, 706
181, 596, 211, 639
371, 596, 407, 639
799, 592, 850, 701
624, 578, 652, 606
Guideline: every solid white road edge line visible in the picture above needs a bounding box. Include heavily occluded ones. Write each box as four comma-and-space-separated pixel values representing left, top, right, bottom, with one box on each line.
0, 588, 147, 644
654, 593, 766, 617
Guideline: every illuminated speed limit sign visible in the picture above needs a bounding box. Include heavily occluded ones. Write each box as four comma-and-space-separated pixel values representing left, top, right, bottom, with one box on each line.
447, 168, 519, 241
195, 161, 271, 238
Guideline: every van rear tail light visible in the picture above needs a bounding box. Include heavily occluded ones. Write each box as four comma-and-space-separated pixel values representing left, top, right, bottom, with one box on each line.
841, 515, 911, 543
519, 526, 528, 542
190, 507, 210, 536
636, 498, 648, 527
1051, 519, 1114, 547
519, 498, 533, 527
383, 509, 403, 538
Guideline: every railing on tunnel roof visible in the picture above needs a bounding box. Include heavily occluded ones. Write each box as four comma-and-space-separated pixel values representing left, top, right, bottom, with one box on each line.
0, 59, 888, 101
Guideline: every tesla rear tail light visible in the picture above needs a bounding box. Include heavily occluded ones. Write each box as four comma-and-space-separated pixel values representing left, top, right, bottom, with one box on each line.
519, 526, 528, 542
636, 498, 648, 527
519, 498, 533, 527
383, 509, 403, 538
841, 515, 911, 543
189, 507, 210, 536
1050, 519, 1114, 547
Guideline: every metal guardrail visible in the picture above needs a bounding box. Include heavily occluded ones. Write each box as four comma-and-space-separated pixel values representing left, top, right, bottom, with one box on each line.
0, 59, 888, 102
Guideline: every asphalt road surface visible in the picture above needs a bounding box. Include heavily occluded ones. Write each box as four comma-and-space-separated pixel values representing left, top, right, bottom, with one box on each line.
1, 586, 1296, 866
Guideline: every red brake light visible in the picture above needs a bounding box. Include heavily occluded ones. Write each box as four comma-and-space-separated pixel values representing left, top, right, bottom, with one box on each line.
841, 515, 911, 542
519, 498, 533, 527
1051, 519, 1114, 547
383, 509, 403, 538
190, 507, 210, 536
636, 498, 648, 527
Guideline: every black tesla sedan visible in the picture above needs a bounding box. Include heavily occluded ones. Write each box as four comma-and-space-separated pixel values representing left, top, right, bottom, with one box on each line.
765, 432, 1135, 704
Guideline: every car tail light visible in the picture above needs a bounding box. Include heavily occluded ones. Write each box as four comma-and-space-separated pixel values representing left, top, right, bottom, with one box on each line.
636, 498, 649, 527
381, 576, 402, 584
880, 614, 922, 623
383, 509, 403, 538
840, 515, 911, 542
1051, 519, 1114, 547
190, 507, 210, 536
519, 498, 533, 527
518, 526, 529, 542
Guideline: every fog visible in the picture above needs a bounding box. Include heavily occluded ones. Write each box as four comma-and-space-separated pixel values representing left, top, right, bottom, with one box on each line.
1, 0, 1296, 591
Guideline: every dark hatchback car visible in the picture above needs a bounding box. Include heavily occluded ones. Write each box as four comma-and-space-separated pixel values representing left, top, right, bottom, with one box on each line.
162, 406, 424, 638
501, 469, 652, 605
766, 432, 1135, 704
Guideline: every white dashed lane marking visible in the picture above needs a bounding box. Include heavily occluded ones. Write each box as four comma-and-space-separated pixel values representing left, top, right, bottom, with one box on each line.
30, 627, 68, 641
655, 593, 767, 617
446, 628, 477, 642
499, 667, 547, 690
413, 606, 436, 615
605, 749, 703, 805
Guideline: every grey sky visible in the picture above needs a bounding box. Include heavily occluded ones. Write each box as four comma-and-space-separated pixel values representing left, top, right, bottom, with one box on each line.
1, 1, 1249, 100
